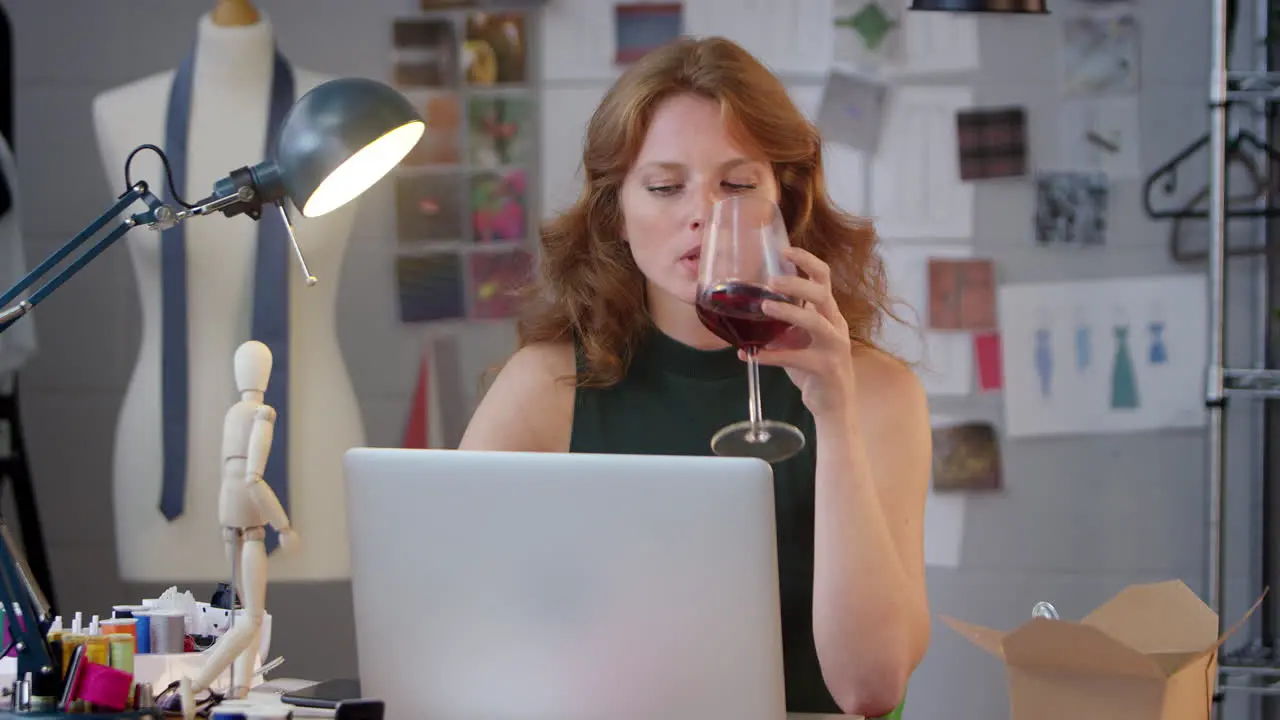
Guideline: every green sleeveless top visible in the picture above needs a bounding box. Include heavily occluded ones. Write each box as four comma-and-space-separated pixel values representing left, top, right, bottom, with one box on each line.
569, 326, 839, 714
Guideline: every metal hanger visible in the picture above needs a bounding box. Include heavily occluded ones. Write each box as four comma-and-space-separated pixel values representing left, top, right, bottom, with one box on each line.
1144, 129, 1280, 221
1165, 140, 1276, 262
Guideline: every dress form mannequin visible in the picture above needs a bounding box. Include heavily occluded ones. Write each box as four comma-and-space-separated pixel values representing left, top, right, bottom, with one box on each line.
92, 6, 365, 582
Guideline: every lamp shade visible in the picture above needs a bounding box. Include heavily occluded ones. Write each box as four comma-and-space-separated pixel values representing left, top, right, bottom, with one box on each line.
909, 0, 1048, 11
275, 77, 425, 218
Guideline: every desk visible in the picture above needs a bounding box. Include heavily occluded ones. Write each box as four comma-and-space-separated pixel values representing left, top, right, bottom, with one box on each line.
251, 679, 862, 719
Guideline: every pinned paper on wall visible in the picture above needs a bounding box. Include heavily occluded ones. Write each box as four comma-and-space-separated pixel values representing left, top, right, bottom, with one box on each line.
824, 143, 870, 215
1062, 10, 1140, 97
816, 70, 889, 153
871, 86, 975, 239
539, 0, 618, 81
925, 414, 968, 568
956, 107, 1028, 181
974, 331, 1003, 391
1058, 96, 1142, 180
897, 4, 979, 75
878, 243, 975, 396
932, 419, 1002, 492
997, 274, 1208, 437
615, 3, 683, 64
1034, 171, 1109, 246
832, 0, 905, 70
927, 257, 996, 331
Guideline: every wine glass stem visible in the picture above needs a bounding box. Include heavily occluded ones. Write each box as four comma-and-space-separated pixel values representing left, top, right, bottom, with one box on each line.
746, 347, 765, 437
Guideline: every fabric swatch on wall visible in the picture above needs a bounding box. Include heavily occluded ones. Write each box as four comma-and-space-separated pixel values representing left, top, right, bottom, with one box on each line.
955, 106, 1027, 181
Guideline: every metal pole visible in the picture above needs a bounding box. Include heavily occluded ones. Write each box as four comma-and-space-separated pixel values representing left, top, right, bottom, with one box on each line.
1206, 0, 1231, 628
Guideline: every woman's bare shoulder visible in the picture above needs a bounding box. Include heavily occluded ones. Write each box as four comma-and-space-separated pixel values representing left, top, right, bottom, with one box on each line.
458, 341, 577, 452
850, 345, 927, 425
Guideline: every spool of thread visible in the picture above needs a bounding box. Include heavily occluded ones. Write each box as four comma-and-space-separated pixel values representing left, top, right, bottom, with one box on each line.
134, 682, 155, 710
100, 618, 137, 650
132, 613, 152, 654
107, 633, 134, 675
149, 610, 185, 654
111, 605, 148, 619
108, 633, 135, 706
83, 635, 110, 667
59, 633, 85, 675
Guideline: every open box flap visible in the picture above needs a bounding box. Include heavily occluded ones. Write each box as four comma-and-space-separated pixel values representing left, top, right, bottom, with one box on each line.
1082, 581, 1218, 654
941, 616, 1005, 658
1003, 618, 1164, 678
1206, 589, 1269, 654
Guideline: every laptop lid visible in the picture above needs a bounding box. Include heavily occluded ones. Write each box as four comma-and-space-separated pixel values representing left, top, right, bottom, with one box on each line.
343, 448, 787, 720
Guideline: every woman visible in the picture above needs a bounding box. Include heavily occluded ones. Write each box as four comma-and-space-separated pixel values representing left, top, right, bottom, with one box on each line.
461, 36, 931, 717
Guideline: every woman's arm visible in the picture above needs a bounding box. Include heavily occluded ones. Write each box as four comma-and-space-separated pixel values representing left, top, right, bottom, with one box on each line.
811, 350, 931, 717
458, 342, 576, 452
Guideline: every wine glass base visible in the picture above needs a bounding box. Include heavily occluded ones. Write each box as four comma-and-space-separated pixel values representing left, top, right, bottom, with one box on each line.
710, 420, 806, 464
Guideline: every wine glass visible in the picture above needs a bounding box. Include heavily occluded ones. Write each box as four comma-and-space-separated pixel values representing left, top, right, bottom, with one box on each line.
694, 194, 807, 463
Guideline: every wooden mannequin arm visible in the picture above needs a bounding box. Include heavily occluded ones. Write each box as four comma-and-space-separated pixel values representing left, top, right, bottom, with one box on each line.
244, 405, 292, 532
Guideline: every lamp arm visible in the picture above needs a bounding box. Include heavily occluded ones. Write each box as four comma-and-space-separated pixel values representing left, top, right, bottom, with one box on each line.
0, 181, 164, 334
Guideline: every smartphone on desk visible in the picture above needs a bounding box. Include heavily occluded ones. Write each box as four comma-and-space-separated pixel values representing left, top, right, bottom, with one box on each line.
281, 678, 362, 709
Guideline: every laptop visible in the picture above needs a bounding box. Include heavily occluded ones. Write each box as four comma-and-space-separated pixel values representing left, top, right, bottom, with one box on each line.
342, 448, 788, 720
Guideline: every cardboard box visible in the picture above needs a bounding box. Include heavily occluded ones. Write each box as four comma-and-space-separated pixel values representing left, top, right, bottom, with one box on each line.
942, 580, 1265, 720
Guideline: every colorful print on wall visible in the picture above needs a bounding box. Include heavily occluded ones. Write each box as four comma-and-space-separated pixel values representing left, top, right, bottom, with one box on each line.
471, 169, 528, 243
469, 248, 534, 320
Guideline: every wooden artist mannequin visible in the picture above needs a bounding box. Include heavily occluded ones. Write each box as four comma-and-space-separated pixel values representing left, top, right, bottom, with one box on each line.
179, 340, 295, 711
91, 4, 366, 582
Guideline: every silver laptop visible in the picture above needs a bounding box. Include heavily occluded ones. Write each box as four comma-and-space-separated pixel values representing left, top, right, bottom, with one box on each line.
343, 448, 788, 720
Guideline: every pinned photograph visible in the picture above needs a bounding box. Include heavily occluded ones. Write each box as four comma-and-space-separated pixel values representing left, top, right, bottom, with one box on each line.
471, 169, 529, 243
395, 251, 466, 323
468, 248, 535, 319
396, 174, 467, 243
1034, 171, 1109, 246
816, 70, 888, 153
469, 96, 534, 168
956, 106, 1028, 181
931, 420, 1002, 492
615, 3, 683, 64
1062, 11, 1139, 96
391, 17, 458, 88
464, 12, 527, 85
832, 0, 904, 69
403, 94, 463, 167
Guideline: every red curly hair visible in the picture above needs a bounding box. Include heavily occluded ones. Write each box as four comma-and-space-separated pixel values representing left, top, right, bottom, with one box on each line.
515, 36, 893, 388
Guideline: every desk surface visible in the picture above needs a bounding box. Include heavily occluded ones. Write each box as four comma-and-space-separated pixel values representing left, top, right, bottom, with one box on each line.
252, 678, 860, 718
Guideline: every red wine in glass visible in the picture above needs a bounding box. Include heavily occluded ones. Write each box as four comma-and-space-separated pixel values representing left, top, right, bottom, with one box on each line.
695, 281, 793, 350
696, 194, 806, 464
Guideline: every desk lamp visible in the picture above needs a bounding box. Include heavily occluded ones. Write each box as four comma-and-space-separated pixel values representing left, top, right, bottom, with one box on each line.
908, 0, 1049, 11
0, 77, 423, 715
0, 76, 425, 332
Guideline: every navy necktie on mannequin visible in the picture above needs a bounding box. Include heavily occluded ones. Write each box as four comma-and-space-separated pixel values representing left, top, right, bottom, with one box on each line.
158, 47, 295, 555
